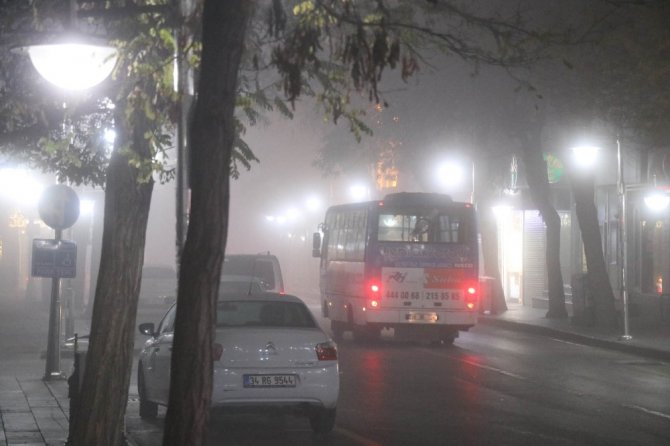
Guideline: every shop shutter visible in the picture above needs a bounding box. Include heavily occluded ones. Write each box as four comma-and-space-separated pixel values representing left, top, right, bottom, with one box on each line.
523, 211, 548, 307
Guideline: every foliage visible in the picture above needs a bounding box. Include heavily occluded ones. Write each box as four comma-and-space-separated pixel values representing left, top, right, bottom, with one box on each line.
256, 0, 560, 178
0, 0, 267, 185
530, 0, 670, 150
586, 1, 670, 146
0, 0, 175, 184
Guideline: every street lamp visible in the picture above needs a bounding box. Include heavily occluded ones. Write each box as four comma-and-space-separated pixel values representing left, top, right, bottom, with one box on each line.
28, 41, 117, 91
0, 168, 44, 205
305, 195, 321, 213
349, 184, 370, 202
17, 0, 118, 92
643, 191, 670, 212
22, 30, 117, 380
437, 161, 465, 188
571, 145, 600, 169
436, 159, 475, 203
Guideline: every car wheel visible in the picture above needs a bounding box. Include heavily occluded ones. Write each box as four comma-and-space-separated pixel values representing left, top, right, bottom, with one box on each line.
138, 365, 158, 419
310, 408, 336, 434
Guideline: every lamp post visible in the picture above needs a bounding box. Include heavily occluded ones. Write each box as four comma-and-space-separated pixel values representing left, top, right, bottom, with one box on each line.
617, 137, 633, 341
571, 139, 667, 340
571, 142, 631, 337
24, 29, 117, 379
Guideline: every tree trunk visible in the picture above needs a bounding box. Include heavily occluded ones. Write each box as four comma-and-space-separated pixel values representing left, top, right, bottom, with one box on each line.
162, 2, 251, 445
69, 103, 154, 445
571, 172, 619, 330
521, 134, 568, 319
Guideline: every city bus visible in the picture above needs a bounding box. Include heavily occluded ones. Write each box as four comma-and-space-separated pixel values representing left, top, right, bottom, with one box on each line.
312, 192, 479, 344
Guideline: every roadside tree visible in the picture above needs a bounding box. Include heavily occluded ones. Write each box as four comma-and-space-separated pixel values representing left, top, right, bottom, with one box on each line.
532, 0, 670, 329
163, 1, 564, 444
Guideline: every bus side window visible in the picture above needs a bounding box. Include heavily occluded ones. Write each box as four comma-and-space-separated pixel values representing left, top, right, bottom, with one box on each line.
326, 213, 339, 261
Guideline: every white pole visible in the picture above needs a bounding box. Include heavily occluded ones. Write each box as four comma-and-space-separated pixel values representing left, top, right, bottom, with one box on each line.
618, 137, 632, 340
471, 161, 475, 205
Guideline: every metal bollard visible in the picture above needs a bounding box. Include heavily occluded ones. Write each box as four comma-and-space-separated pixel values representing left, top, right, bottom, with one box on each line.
67, 334, 86, 444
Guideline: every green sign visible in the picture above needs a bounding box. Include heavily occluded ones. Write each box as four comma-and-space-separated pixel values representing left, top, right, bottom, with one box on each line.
544, 153, 564, 184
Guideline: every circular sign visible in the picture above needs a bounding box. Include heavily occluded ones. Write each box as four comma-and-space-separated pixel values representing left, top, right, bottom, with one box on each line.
38, 184, 80, 230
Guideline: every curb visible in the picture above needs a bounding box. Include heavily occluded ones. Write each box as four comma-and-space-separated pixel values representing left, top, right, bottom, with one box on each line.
478, 316, 670, 363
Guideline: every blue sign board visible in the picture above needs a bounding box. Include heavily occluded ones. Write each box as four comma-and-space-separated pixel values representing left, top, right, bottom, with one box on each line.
31, 239, 77, 278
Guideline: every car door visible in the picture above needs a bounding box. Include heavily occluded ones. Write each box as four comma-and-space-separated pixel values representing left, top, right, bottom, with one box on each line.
144, 305, 176, 404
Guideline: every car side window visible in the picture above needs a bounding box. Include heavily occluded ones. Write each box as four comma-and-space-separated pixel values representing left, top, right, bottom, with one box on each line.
256, 261, 275, 289
157, 305, 176, 334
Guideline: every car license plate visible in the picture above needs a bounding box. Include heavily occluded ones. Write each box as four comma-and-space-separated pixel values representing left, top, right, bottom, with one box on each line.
406, 312, 439, 322
243, 374, 297, 388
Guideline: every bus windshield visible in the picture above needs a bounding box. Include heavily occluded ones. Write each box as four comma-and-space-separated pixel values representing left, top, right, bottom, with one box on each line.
377, 208, 474, 244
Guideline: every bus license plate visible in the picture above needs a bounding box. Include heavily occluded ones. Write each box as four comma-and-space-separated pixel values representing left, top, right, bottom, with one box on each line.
406, 312, 439, 322
243, 374, 297, 388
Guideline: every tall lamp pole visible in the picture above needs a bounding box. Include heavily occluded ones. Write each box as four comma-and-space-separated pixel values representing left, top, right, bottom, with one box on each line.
471, 160, 476, 205
618, 136, 632, 341
22, 1, 118, 377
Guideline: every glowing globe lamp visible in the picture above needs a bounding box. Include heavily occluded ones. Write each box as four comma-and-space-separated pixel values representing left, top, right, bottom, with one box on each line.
28, 43, 117, 91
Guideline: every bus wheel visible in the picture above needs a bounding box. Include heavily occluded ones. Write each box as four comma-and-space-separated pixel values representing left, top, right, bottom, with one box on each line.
433, 330, 456, 347
331, 320, 345, 341
430, 337, 455, 347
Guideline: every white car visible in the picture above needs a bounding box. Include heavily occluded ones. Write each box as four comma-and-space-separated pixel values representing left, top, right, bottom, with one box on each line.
137, 293, 339, 433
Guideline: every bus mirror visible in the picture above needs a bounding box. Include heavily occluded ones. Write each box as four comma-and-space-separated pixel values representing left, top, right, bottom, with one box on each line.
312, 232, 322, 257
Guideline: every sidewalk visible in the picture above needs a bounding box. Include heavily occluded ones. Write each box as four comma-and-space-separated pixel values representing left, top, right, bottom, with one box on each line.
478, 302, 670, 362
0, 376, 69, 445
2, 300, 670, 445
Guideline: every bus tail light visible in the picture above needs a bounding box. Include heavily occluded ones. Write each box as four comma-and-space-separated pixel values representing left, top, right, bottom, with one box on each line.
464, 283, 478, 311
368, 280, 381, 309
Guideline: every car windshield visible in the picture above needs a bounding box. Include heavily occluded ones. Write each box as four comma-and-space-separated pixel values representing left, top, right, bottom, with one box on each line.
216, 300, 316, 328
219, 279, 263, 295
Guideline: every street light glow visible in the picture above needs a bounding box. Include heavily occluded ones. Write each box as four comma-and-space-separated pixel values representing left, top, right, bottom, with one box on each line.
437, 161, 465, 189
305, 196, 321, 212
104, 128, 116, 145
28, 43, 118, 91
0, 168, 44, 205
492, 205, 512, 218
80, 199, 95, 217
571, 145, 600, 169
644, 192, 670, 212
285, 207, 301, 221
349, 184, 369, 201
